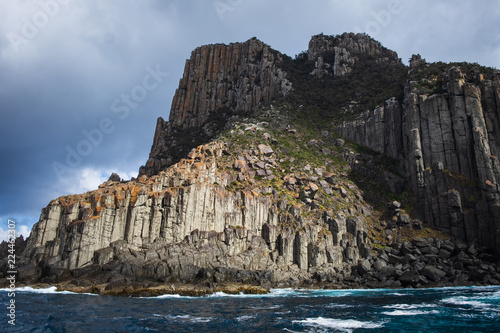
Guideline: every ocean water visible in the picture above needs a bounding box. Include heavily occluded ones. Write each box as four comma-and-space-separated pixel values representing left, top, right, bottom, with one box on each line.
1, 286, 499, 332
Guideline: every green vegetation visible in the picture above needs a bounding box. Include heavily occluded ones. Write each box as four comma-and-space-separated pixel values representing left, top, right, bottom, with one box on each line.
409, 60, 497, 96
280, 46, 407, 123
410, 61, 496, 82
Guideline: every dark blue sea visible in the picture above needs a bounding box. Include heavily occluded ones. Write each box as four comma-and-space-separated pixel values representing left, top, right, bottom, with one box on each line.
1, 286, 499, 332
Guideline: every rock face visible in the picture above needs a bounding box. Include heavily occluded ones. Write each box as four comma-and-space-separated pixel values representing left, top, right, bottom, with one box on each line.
308, 33, 400, 77
7, 33, 500, 291
336, 98, 403, 160
140, 37, 291, 177
337, 65, 500, 253
20, 141, 371, 286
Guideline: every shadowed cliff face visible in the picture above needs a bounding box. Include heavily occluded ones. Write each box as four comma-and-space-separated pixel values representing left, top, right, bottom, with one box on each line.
139, 37, 291, 177
338, 64, 500, 253
7, 33, 500, 291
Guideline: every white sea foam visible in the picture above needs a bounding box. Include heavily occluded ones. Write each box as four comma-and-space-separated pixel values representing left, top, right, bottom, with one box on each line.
382, 310, 440, 316
456, 313, 478, 319
441, 296, 490, 308
269, 288, 295, 296
6, 286, 58, 293
249, 304, 281, 310
476, 289, 500, 300
147, 294, 185, 299
189, 317, 212, 323
1, 286, 96, 295
153, 314, 189, 319
325, 303, 354, 309
294, 317, 384, 332
169, 315, 190, 319
269, 288, 357, 298
236, 315, 255, 321
293, 289, 354, 298
274, 310, 292, 315
208, 288, 311, 298
382, 303, 438, 310
154, 314, 208, 322
208, 291, 249, 298
442, 292, 500, 314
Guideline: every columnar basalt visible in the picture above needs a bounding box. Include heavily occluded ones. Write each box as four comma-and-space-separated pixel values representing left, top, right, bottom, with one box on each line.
336, 98, 403, 160
21, 140, 371, 286
337, 65, 500, 253
140, 38, 291, 177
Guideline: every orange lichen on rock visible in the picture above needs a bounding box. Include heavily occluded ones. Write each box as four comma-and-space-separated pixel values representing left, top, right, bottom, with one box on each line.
129, 185, 142, 205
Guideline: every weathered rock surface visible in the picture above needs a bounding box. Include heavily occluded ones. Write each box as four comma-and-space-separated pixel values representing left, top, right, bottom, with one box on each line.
337, 65, 500, 254
308, 33, 400, 78
12, 140, 371, 288
140, 37, 291, 177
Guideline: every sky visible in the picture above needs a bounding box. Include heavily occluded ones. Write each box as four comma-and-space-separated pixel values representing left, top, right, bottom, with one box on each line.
0, 0, 499, 242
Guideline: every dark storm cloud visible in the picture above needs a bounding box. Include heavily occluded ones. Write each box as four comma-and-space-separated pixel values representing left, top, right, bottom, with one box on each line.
0, 0, 498, 240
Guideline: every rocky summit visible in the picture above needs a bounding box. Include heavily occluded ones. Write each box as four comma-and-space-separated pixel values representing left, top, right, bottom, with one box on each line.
3, 33, 500, 295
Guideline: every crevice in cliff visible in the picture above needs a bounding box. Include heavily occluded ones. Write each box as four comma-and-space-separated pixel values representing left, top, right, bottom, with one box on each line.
124, 200, 133, 244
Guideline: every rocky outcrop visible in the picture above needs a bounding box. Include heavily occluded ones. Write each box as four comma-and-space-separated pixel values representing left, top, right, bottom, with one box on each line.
17, 137, 372, 287
354, 237, 500, 288
140, 37, 291, 177
336, 64, 500, 254
308, 33, 400, 78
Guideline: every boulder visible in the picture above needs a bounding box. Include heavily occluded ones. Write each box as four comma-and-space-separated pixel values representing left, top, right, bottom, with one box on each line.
358, 259, 372, 275
372, 260, 386, 271
398, 270, 419, 286
421, 265, 446, 282
258, 144, 274, 156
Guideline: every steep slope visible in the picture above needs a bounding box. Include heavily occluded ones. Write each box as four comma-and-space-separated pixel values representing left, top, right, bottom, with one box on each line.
337, 57, 500, 253
5, 33, 500, 293
19, 116, 374, 289
139, 37, 291, 177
